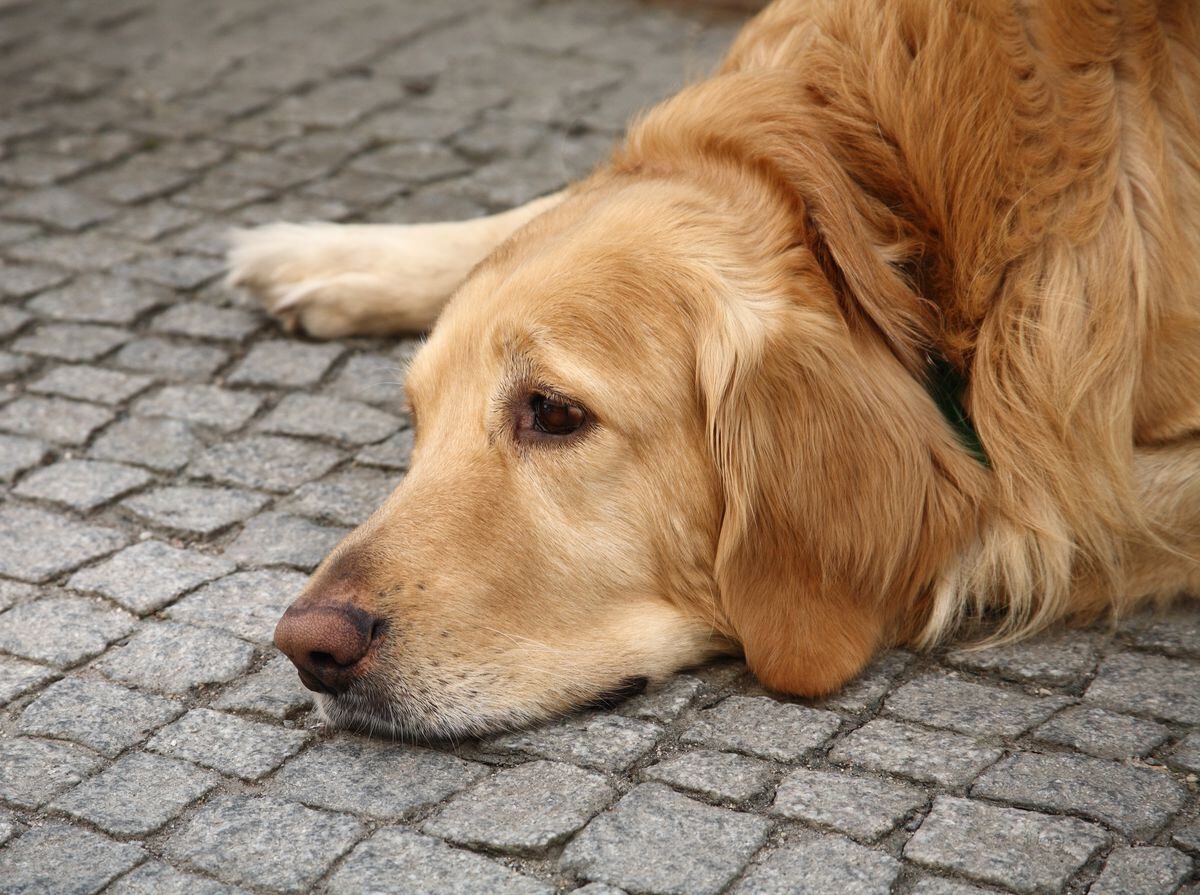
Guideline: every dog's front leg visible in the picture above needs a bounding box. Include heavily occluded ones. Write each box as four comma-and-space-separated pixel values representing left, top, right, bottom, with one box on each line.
226, 191, 565, 338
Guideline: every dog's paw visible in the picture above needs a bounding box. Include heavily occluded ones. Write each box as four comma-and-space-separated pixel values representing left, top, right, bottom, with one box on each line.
226, 223, 391, 339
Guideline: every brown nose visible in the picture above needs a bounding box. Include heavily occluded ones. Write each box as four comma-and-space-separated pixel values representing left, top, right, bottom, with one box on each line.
274, 601, 381, 696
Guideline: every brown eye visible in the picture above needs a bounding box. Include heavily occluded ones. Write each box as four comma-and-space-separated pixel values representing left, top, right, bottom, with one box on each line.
530, 394, 585, 436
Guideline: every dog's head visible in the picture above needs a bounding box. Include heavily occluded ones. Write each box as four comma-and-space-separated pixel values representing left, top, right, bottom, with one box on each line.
274, 75, 986, 738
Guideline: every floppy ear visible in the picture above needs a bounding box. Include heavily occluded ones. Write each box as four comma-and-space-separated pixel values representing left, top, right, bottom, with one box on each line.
697, 289, 981, 696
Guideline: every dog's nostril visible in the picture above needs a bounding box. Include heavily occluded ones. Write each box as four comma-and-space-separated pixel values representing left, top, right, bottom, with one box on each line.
274, 603, 383, 696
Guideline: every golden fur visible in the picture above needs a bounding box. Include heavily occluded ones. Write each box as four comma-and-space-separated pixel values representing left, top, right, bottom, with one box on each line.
229, 0, 1200, 736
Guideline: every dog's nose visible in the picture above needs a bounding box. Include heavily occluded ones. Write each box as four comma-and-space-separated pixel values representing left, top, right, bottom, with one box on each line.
274, 601, 381, 695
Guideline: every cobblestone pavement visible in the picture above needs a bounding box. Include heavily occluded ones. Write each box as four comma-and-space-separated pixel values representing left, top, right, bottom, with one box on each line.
0, 0, 1197, 893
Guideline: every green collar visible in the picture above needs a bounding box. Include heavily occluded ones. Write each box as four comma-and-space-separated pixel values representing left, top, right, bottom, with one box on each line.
925, 353, 989, 467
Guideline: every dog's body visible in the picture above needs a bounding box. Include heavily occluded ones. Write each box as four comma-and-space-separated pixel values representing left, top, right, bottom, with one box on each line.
230, 0, 1200, 737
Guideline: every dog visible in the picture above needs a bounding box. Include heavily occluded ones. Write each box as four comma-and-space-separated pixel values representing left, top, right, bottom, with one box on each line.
228, 0, 1200, 738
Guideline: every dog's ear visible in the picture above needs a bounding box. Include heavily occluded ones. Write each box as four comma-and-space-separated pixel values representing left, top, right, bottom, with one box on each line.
697, 290, 980, 696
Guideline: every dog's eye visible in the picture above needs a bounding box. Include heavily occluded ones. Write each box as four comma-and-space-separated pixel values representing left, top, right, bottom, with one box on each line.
530, 394, 585, 436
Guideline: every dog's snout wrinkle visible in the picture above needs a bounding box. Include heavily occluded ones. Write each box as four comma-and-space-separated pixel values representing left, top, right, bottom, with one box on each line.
275, 602, 382, 695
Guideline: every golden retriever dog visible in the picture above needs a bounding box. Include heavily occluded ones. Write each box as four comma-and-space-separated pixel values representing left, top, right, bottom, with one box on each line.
228, 0, 1200, 738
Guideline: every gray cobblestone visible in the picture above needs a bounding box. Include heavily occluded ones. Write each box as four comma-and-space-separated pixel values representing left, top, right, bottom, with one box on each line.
134, 383, 264, 431
0, 737, 105, 808
771, 768, 926, 842
112, 336, 229, 379
260, 393, 403, 444
13, 322, 132, 362
884, 673, 1070, 737
0, 655, 57, 705
905, 795, 1110, 895
909, 879, 991, 895
945, 628, 1099, 688
213, 653, 313, 719
148, 707, 311, 779
1033, 704, 1172, 759
0, 433, 49, 481
0, 501, 128, 578
165, 794, 363, 892
562, 782, 770, 895
26, 274, 168, 324
49, 750, 219, 836
816, 650, 912, 714
68, 539, 234, 614
122, 484, 269, 535
490, 712, 664, 772
15, 458, 153, 510
280, 467, 399, 526
94, 621, 256, 693
972, 750, 1187, 838
223, 511, 349, 570
328, 827, 553, 895
227, 339, 344, 387
19, 677, 181, 756
166, 569, 307, 644
1088, 846, 1192, 895
641, 750, 775, 804
0, 824, 145, 895
2, 187, 115, 230
0, 594, 136, 666
1085, 651, 1200, 724
190, 435, 343, 493
732, 835, 901, 895
274, 738, 488, 818
354, 427, 415, 469
90, 416, 202, 471
1125, 602, 1200, 658
0, 395, 115, 445
106, 862, 247, 895
621, 674, 704, 722
829, 718, 1003, 787
1173, 818, 1200, 854
681, 696, 842, 762
150, 303, 261, 340
27, 364, 154, 404
1169, 731, 1200, 774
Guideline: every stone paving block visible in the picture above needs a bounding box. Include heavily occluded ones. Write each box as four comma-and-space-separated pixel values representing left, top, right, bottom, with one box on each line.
89, 416, 202, 471
69, 539, 235, 614
9, 232, 141, 270
12, 322, 131, 362
122, 484, 269, 535
1088, 846, 1192, 895
14, 458, 153, 510
0, 824, 145, 895
1125, 603, 1200, 658
0, 395, 115, 445
0, 506, 122, 582
213, 653, 313, 718
904, 795, 1110, 895
260, 393, 402, 444
1173, 818, 1200, 854
561, 783, 770, 895
572, 885, 629, 895
0, 594, 136, 666
1085, 652, 1200, 724
106, 861, 248, 895
109, 202, 202, 242
19, 676, 182, 756
972, 750, 1188, 838
423, 760, 615, 855
223, 511, 348, 570
0, 736, 105, 808
27, 363, 154, 404
166, 568, 306, 644
273, 738, 488, 818
189, 435, 343, 493
770, 767, 927, 842
681, 696, 842, 762
816, 650, 913, 714
0, 808, 20, 847
117, 253, 224, 291
0, 262, 70, 298
327, 827, 553, 895
731, 835, 901, 895
0, 306, 32, 337
490, 712, 664, 772
148, 707, 311, 780
884, 673, 1070, 737
0, 433, 49, 481
640, 750, 775, 804
945, 628, 1099, 688
134, 383, 264, 431
0, 579, 37, 613
354, 427, 415, 469
226, 339, 344, 387
280, 467, 399, 526
325, 352, 406, 405
112, 336, 229, 379
829, 718, 1003, 787
94, 621, 256, 693
49, 750, 219, 836
909, 880, 992, 895
1169, 731, 1200, 774
621, 674, 703, 722
2, 187, 115, 230
25, 274, 168, 324
165, 794, 364, 892
0, 655, 57, 705
150, 302, 261, 340
0, 350, 34, 378
1033, 704, 1171, 760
